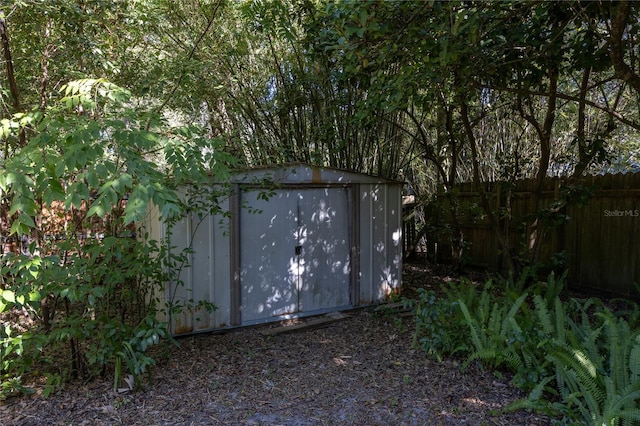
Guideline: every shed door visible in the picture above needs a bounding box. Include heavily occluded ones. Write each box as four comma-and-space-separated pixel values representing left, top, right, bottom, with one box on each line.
240, 187, 351, 323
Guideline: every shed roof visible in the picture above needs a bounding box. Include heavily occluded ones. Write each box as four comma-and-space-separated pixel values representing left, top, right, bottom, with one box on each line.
229, 163, 403, 186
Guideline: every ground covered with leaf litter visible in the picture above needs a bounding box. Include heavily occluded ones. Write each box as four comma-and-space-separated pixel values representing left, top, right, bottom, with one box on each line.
2, 263, 551, 425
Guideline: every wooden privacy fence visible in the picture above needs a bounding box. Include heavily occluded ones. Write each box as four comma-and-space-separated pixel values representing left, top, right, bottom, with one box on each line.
423, 173, 640, 296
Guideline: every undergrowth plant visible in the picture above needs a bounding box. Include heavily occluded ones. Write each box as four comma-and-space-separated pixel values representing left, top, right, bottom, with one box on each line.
458, 291, 528, 373
407, 287, 467, 360
0, 79, 234, 398
410, 270, 640, 424
512, 306, 640, 424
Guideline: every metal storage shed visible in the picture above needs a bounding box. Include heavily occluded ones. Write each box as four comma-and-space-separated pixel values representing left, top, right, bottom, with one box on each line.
144, 163, 403, 335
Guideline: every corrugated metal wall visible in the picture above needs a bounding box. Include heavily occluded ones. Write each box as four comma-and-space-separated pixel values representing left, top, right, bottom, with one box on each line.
358, 183, 403, 303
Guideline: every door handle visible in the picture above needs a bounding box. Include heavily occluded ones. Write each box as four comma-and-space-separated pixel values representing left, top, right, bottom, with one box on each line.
295, 245, 302, 255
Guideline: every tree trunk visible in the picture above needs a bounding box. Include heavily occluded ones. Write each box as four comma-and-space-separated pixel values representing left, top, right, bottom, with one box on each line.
0, 15, 25, 146
460, 98, 516, 274
609, 0, 640, 94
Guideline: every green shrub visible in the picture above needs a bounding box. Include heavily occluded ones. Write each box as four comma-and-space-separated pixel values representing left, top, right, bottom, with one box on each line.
408, 288, 468, 360
0, 79, 233, 397
510, 308, 640, 424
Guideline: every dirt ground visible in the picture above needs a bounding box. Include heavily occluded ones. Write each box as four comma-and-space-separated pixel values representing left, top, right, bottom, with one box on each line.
1, 262, 552, 425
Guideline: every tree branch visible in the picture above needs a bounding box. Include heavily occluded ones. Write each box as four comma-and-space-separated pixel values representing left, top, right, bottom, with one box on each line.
151, 0, 223, 127
485, 83, 640, 131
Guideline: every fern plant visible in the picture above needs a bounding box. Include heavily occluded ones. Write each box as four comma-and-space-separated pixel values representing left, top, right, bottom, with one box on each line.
548, 319, 640, 425
458, 291, 528, 372
536, 270, 567, 308
514, 305, 640, 425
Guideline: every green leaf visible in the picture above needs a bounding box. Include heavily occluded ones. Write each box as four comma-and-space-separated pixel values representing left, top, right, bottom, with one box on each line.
65, 191, 81, 209
19, 213, 35, 228
85, 170, 99, 188
124, 185, 149, 223
160, 202, 181, 220
95, 163, 109, 179
87, 202, 107, 218
2, 290, 16, 303
54, 158, 66, 177
65, 181, 90, 209
5, 171, 23, 186
28, 290, 42, 302
43, 179, 65, 205
9, 219, 29, 236
76, 148, 87, 168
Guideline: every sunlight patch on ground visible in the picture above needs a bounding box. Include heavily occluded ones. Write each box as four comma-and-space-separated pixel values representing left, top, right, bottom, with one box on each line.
461, 396, 503, 409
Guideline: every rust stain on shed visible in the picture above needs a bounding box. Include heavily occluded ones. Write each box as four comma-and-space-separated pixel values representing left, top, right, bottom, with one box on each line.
312, 166, 322, 183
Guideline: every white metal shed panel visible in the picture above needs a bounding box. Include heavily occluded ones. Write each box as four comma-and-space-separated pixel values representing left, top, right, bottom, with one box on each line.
144, 197, 233, 335
239, 189, 299, 322
296, 187, 351, 312
358, 183, 403, 304
188, 209, 232, 331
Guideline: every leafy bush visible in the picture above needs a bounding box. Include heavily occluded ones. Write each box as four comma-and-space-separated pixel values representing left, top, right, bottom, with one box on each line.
0, 79, 233, 397
407, 287, 468, 360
